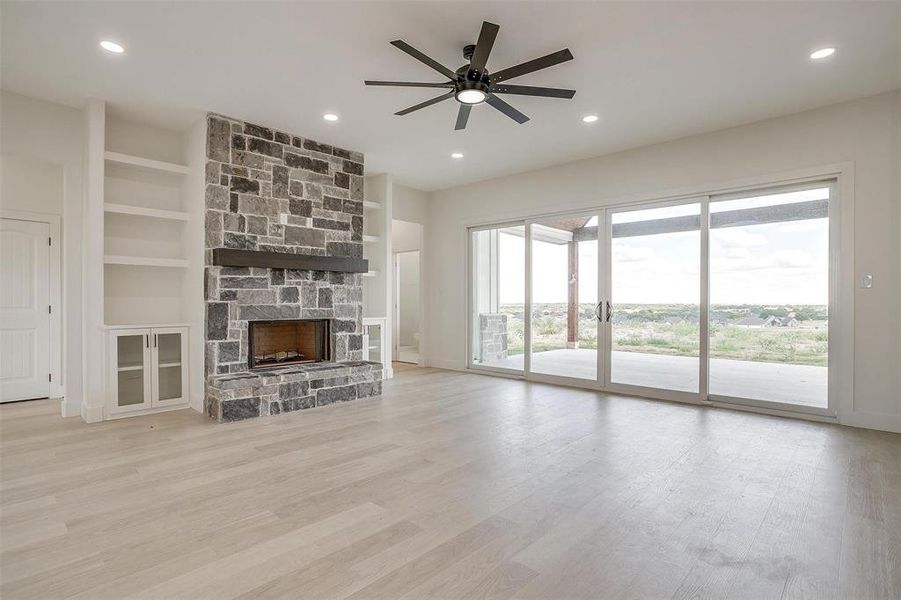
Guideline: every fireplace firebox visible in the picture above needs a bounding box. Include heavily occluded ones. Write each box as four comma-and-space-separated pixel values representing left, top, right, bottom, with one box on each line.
248, 319, 331, 370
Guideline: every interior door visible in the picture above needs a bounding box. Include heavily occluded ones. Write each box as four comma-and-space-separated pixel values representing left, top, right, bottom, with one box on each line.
526, 213, 603, 383
109, 329, 152, 414
0, 218, 50, 402
605, 201, 702, 397
151, 327, 188, 407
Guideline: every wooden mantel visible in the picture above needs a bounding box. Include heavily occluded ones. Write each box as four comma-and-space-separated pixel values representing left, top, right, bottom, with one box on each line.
210, 248, 369, 273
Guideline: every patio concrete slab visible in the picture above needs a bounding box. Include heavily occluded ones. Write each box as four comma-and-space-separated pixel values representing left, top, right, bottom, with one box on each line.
479, 348, 827, 408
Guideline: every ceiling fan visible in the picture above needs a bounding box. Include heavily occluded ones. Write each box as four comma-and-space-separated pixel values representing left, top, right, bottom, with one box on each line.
365, 21, 575, 130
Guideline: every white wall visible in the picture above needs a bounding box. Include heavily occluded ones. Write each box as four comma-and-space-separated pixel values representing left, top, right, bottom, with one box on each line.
426, 90, 901, 432
392, 219, 422, 253
1, 155, 63, 214
1, 90, 85, 415
393, 183, 428, 225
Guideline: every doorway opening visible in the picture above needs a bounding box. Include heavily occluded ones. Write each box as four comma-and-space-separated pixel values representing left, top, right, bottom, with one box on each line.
392, 219, 422, 365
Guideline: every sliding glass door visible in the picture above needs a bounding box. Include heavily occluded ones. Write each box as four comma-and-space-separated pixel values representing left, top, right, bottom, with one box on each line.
527, 214, 601, 382
708, 184, 831, 409
468, 180, 834, 415
606, 201, 702, 395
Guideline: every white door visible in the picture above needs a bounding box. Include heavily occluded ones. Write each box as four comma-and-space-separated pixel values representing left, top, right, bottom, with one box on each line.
0, 218, 51, 402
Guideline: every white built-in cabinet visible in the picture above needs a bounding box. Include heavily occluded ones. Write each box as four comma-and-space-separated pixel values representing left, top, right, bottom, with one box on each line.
87, 111, 204, 421
107, 326, 189, 416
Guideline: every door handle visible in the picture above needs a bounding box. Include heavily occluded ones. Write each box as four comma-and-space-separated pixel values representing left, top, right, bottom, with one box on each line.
145, 334, 149, 348
153, 334, 157, 348
595, 302, 603, 321
606, 301, 613, 323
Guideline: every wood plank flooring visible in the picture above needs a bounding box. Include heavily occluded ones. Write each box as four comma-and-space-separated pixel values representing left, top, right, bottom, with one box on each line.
1, 366, 899, 599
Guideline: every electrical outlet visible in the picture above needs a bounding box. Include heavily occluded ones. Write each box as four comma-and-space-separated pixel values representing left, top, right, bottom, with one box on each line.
861, 273, 873, 289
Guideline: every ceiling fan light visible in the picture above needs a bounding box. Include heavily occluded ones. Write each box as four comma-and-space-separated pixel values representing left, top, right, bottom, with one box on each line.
456, 89, 487, 104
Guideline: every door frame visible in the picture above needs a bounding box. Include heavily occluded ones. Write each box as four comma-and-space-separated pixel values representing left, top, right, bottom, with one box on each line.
464, 163, 852, 425
1, 210, 62, 399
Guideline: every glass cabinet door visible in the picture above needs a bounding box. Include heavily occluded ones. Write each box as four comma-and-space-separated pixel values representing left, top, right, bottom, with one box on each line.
365, 322, 382, 363
152, 328, 187, 406
112, 330, 151, 413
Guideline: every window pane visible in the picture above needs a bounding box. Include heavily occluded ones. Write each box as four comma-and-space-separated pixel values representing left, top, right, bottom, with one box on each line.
529, 216, 598, 380
709, 187, 829, 408
610, 202, 701, 393
471, 226, 524, 371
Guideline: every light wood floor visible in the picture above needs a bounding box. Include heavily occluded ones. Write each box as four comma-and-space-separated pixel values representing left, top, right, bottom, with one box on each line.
1, 366, 899, 599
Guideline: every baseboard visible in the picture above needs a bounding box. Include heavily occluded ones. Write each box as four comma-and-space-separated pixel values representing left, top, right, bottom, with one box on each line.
424, 358, 464, 371
840, 411, 901, 434
80, 403, 105, 423
60, 398, 81, 418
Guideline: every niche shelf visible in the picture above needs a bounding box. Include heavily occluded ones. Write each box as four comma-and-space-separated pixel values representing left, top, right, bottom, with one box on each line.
363, 235, 380, 243
104, 255, 190, 268
104, 203, 190, 222
104, 151, 189, 175
363, 201, 381, 210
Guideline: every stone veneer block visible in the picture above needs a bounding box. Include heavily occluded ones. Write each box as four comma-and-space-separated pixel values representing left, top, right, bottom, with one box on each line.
207, 361, 383, 423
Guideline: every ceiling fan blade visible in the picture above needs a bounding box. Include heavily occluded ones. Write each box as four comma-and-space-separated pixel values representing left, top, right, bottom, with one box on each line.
490, 48, 574, 84
485, 93, 529, 124
390, 40, 458, 80
365, 80, 454, 88
394, 90, 455, 116
469, 21, 500, 73
489, 84, 576, 99
454, 104, 472, 130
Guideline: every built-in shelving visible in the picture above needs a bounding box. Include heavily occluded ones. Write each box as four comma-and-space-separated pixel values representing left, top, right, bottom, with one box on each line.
104, 203, 190, 222
363, 201, 381, 210
104, 151, 189, 175
363, 235, 380, 243
102, 322, 193, 330
104, 255, 190, 268
363, 270, 378, 277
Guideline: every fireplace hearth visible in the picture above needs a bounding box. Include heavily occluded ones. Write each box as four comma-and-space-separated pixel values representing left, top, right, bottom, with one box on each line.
248, 319, 331, 370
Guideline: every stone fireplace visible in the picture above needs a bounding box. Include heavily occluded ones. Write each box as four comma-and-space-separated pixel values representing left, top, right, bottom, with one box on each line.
203, 114, 382, 422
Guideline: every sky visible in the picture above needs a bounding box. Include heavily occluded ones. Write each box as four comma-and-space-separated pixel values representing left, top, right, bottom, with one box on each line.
494, 188, 829, 306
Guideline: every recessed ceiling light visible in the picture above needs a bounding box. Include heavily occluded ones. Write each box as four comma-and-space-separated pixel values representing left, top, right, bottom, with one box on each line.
451, 152, 464, 159
810, 47, 835, 60
100, 40, 125, 54
323, 113, 339, 122
582, 114, 599, 123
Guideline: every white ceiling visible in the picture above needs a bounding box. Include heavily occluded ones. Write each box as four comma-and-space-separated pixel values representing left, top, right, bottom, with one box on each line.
2, 1, 899, 191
